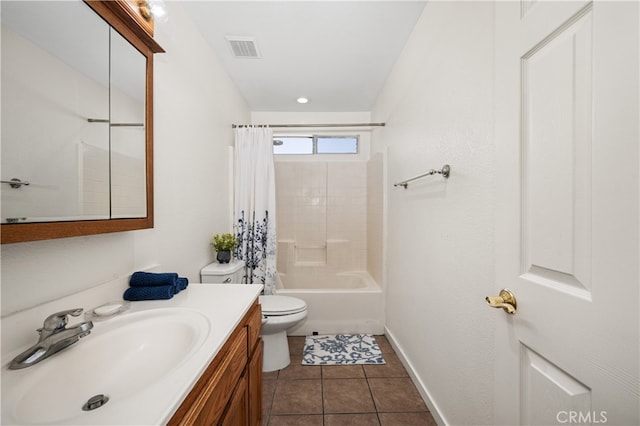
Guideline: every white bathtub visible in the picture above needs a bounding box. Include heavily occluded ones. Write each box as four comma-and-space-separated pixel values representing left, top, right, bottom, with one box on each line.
276, 270, 384, 335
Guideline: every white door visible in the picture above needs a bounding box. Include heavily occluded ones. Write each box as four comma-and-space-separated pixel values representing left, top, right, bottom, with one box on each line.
493, 1, 639, 425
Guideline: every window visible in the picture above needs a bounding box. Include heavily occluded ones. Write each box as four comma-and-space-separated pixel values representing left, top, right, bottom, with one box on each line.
273, 135, 359, 155
273, 136, 313, 155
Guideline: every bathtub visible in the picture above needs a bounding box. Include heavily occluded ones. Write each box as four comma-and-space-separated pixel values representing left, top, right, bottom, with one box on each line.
276, 270, 384, 336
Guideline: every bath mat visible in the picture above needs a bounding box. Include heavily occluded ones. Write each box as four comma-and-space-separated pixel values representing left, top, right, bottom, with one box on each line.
302, 334, 386, 365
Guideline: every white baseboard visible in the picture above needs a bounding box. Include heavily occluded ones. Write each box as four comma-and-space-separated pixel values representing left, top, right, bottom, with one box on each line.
384, 326, 447, 426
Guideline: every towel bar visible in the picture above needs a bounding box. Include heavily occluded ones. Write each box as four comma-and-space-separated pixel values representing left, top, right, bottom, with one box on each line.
1, 178, 30, 188
394, 164, 450, 189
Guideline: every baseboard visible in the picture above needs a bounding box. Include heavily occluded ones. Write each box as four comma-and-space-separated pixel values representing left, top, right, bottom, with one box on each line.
384, 326, 447, 426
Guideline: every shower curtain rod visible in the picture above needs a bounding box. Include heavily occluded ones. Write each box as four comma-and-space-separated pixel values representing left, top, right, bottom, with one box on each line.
231, 122, 385, 129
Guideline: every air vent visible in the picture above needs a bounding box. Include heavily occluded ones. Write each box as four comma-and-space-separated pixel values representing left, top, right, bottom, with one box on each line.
226, 37, 261, 59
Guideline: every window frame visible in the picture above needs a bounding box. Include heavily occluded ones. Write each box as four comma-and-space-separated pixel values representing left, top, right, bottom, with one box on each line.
273, 134, 359, 155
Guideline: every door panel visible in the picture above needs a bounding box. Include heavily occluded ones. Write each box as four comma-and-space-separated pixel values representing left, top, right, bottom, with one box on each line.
520, 346, 592, 425
494, 1, 639, 425
521, 5, 592, 299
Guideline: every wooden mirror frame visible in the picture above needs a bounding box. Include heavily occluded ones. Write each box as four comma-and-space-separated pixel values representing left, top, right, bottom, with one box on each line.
1, 1, 164, 244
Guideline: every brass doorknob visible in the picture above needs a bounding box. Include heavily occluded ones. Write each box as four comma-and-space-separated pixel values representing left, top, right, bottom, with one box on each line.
485, 289, 517, 314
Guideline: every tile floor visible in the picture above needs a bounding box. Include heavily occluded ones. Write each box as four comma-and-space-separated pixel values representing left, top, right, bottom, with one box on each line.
261, 335, 438, 426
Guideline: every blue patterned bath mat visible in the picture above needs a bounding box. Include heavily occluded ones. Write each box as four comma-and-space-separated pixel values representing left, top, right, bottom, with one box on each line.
302, 334, 386, 365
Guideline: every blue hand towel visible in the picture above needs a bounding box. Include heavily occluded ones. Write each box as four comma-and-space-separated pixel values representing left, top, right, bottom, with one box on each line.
123, 285, 174, 301
130, 272, 178, 287
175, 277, 189, 293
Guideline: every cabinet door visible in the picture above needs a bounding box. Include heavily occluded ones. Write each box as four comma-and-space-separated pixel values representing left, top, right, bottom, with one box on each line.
248, 339, 263, 426
169, 328, 247, 426
246, 304, 262, 358
220, 373, 248, 426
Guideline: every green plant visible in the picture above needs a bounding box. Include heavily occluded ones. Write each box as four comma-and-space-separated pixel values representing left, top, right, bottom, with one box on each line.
211, 233, 237, 252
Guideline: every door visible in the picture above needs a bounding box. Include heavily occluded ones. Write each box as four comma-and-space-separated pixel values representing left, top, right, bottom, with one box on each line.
493, 1, 639, 425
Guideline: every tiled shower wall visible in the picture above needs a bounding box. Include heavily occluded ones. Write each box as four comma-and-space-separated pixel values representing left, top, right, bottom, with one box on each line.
275, 160, 382, 275
367, 153, 384, 285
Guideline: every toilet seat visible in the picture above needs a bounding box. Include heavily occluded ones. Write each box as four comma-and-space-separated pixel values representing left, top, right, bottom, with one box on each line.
259, 295, 307, 316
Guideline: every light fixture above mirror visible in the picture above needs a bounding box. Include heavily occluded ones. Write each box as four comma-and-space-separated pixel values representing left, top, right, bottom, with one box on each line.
136, 0, 167, 23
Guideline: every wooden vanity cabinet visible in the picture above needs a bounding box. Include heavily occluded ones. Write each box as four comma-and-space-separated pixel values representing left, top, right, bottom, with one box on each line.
168, 300, 263, 426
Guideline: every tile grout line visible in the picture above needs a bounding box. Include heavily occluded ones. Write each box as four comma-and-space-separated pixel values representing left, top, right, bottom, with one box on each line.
320, 365, 326, 426
366, 367, 383, 425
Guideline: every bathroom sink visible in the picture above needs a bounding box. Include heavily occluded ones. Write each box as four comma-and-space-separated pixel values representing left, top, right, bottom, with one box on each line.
2, 308, 210, 425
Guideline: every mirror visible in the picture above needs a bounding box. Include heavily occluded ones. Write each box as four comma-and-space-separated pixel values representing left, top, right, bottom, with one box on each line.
1, 0, 163, 243
110, 29, 147, 219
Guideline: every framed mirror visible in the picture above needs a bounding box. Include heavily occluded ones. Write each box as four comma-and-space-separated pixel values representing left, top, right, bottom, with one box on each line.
1, 0, 164, 243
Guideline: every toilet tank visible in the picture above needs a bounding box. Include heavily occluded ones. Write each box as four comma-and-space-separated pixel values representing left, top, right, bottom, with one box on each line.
200, 261, 244, 284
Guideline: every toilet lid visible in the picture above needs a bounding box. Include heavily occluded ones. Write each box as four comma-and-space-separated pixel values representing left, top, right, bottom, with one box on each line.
259, 295, 307, 316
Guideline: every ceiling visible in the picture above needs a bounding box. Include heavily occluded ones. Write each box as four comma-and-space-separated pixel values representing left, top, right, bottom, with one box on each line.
181, 1, 427, 112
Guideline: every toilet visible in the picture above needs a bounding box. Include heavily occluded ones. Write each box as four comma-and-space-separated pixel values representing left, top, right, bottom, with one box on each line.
258, 294, 307, 371
199, 261, 244, 283
200, 262, 307, 372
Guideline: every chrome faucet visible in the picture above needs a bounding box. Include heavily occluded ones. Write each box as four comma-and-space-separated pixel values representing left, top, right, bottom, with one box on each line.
8, 308, 93, 370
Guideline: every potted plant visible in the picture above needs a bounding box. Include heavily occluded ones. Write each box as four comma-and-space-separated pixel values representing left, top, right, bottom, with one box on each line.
211, 233, 237, 264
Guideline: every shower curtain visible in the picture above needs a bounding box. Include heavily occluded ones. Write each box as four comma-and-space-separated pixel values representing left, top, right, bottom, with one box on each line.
233, 127, 277, 294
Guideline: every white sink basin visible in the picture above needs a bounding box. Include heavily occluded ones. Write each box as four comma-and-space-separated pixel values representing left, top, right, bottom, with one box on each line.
2, 308, 210, 425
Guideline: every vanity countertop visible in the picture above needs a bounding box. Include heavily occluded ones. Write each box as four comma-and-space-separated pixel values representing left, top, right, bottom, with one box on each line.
1, 283, 263, 425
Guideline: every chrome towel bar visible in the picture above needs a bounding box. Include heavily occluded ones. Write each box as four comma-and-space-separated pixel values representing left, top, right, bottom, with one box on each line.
1, 178, 30, 188
394, 164, 450, 189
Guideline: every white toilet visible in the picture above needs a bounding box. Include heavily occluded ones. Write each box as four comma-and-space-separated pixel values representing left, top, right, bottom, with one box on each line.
200, 261, 244, 283
258, 294, 307, 371
200, 262, 307, 372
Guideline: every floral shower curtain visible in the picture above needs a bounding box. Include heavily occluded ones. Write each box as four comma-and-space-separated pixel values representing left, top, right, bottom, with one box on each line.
233, 127, 277, 294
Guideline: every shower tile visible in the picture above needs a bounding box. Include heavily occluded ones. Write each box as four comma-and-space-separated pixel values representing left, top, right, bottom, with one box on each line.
297, 163, 326, 188
368, 378, 427, 412
295, 247, 326, 264
294, 231, 326, 252
355, 249, 367, 270
304, 187, 327, 200
328, 162, 365, 191
323, 379, 376, 414
326, 240, 350, 271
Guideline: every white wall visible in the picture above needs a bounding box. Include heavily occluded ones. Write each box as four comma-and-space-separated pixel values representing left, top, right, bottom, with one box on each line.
1, 2, 249, 316
372, 2, 496, 425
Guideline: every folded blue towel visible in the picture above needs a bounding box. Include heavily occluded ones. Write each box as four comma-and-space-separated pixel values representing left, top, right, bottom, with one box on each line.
130, 272, 178, 287
123, 285, 174, 301
176, 277, 189, 292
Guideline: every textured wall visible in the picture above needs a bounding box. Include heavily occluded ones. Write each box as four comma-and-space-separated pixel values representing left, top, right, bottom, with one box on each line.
372, 2, 496, 424
1, 2, 249, 315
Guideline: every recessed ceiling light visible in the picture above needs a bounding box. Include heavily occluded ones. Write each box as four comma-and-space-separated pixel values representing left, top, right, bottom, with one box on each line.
297, 97, 309, 104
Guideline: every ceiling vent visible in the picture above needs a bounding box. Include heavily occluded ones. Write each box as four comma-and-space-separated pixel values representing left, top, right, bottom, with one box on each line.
226, 36, 261, 59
